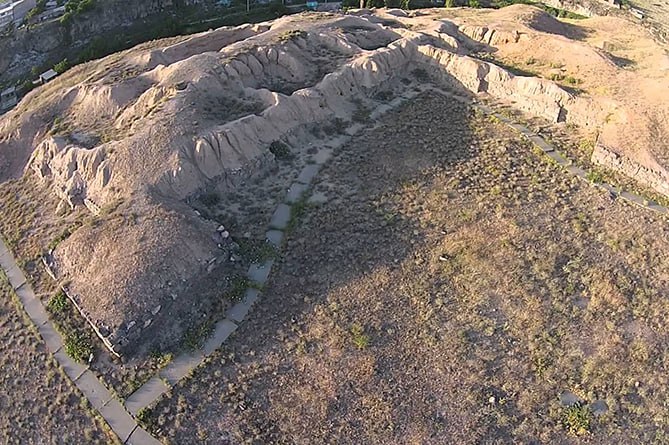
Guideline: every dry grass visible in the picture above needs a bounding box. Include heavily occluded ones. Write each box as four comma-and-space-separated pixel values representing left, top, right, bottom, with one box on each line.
144, 93, 669, 444
0, 272, 118, 444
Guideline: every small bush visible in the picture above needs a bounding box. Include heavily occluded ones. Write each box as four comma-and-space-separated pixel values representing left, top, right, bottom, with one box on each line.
277, 29, 306, 43
47, 290, 69, 314
563, 402, 591, 435
468, 0, 481, 7
64, 332, 94, 362
351, 324, 370, 349
564, 76, 582, 85
412, 68, 429, 81
269, 140, 292, 160
136, 407, 151, 424
54, 58, 70, 74
225, 275, 250, 302
200, 191, 220, 207
236, 238, 276, 263
352, 106, 371, 123
586, 170, 603, 184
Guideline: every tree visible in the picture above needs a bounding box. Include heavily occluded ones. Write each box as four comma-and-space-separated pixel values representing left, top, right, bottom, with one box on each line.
54, 58, 70, 74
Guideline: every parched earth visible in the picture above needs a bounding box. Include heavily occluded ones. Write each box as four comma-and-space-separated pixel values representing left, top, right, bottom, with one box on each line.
0, 273, 118, 444
143, 93, 669, 444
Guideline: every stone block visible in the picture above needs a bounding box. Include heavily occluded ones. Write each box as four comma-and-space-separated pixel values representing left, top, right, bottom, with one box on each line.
202, 319, 238, 355
18, 288, 50, 326
529, 135, 554, 153
265, 230, 283, 248
159, 351, 204, 386
55, 350, 87, 381
100, 399, 137, 443
125, 376, 170, 415
547, 151, 569, 166
126, 426, 162, 445
37, 322, 64, 353
226, 289, 260, 323
566, 165, 587, 178
247, 260, 274, 286
285, 182, 308, 204
4, 264, 26, 289
296, 163, 321, 185
269, 204, 291, 230
75, 370, 113, 410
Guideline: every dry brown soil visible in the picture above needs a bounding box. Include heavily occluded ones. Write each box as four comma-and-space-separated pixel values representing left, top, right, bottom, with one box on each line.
142, 92, 669, 444
0, 273, 118, 444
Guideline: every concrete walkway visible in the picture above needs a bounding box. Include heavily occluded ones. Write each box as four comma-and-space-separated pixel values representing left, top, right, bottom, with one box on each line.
1, 85, 666, 445
0, 239, 161, 445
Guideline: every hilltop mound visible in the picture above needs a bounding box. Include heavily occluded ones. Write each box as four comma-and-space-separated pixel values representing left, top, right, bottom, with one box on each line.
1, 6, 668, 356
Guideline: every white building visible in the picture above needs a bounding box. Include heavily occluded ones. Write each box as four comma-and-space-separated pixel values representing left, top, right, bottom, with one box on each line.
39, 68, 58, 84
0, 86, 18, 111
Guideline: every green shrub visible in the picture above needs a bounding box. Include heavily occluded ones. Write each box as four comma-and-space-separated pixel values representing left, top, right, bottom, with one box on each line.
586, 170, 603, 184
351, 324, 370, 349
269, 140, 292, 160
47, 290, 69, 314
468, 0, 481, 8
563, 402, 591, 435
400, 0, 433, 8
268, 1, 287, 16
277, 29, 306, 43
54, 58, 70, 74
136, 407, 152, 424
64, 332, 94, 362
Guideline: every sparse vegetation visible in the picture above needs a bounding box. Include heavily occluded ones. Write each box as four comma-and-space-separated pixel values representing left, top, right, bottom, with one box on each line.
0, 272, 115, 442
183, 320, 214, 350
47, 290, 69, 314
350, 324, 370, 349
225, 275, 250, 302
562, 402, 592, 435
144, 94, 669, 444
277, 29, 306, 42
586, 169, 603, 183
64, 331, 94, 362
200, 191, 221, 207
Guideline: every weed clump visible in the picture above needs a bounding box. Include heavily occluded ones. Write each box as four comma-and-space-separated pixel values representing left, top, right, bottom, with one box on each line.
563, 402, 591, 436
64, 332, 94, 363
47, 290, 69, 314
351, 324, 370, 349
183, 320, 214, 351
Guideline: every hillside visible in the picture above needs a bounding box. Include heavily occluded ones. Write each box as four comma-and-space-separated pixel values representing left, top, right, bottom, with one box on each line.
1, 4, 668, 351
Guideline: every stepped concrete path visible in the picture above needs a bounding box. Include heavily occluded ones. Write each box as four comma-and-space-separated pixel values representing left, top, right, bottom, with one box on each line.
1, 87, 667, 444
0, 239, 161, 445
